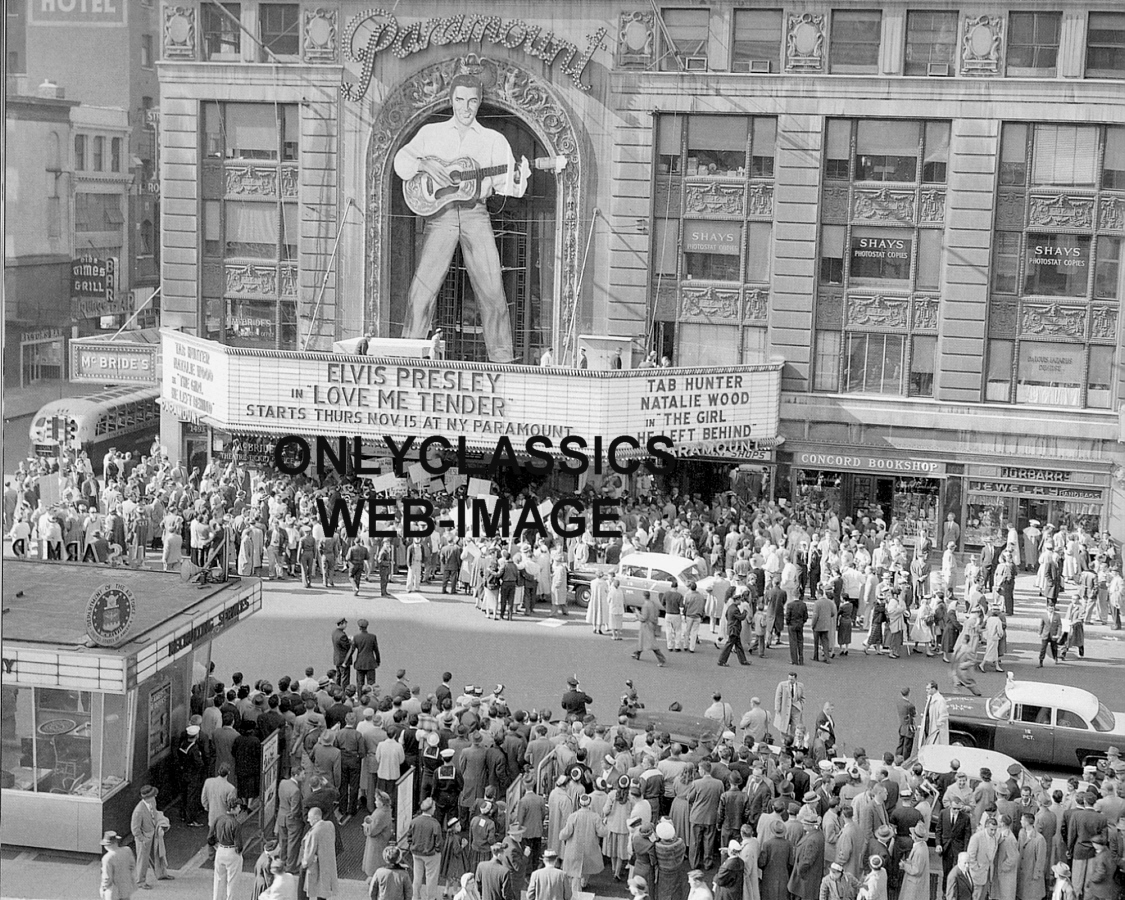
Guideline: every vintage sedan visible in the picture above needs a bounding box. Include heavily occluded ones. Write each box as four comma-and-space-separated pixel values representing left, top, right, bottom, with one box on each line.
945, 675, 1125, 771
567, 552, 708, 610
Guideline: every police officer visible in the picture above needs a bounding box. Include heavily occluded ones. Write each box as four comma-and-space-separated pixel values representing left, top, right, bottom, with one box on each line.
561, 677, 592, 719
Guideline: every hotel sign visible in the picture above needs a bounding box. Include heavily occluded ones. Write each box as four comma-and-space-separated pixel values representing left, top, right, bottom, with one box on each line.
341, 9, 607, 99
70, 338, 160, 384
29, 0, 126, 26
161, 330, 783, 451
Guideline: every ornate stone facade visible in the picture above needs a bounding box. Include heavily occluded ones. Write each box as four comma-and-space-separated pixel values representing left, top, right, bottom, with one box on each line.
617, 11, 655, 67
1028, 194, 1095, 229
226, 264, 279, 297
1020, 302, 1087, 340
816, 292, 844, 328
364, 56, 583, 360
821, 185, 849, 223
1097, 194, 1125, 232
680, 284, 741, 320
989, 300, 1018, 337
225, 165, 280, 196
845, 294, 909, 329
853, 188, 915, 222
163, 5, 196, 60
744, 288, 768, 322
912, 296, 939, 331
683, 181, 745, 217
785, 13, 825, 72
303, 7, 339, 63
996, 191, 1025, 229
919, 190, 946, 225
961, 15, 1003, 76
1090, 305, 1119, 342
746, 182, 774, 218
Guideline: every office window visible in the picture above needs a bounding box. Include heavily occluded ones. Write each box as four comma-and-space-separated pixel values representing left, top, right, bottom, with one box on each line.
825, 119, 851, 180
1086, 12, 1125, 78
1088, 346, 1115, 409
992, 232, 1021, 294
917, 230, 943, 290
657, 115, 684, 175
74, 134, 86, 171
684, 252, 740, 281
141, 33, 153, 67
844, 333, 905, 394
652, 219, 680, 277
850, 227, 913, 282
1017, 341, 1084, 406
660, 8, 710, 71
1031, 125, 1098, 186
92, 136, 104, 171
819, 225, 846, 285
687, 116, 748, 176
904, 11, 958, 76
813, 331, 842, 392
1094, 237, 1121, 300
111, 138, 121, 173
909, 335, 936, 397
856, 120, 919, 182
745, 223, 772, 283
76, 194, 123, 232
1104, 126, 1125, 189
227, 103, 280, 160
999, 123, 1028, 186
923, 121, 950, 183
201, 3, 241, 59
751, 118, 776, 177
1007, 13, 1060, 75
732, 9, 782, 72
1023, 233, 1092, 297
261, 3, 300, 57
986, 339, 1014, 401
830, 10, 882, 74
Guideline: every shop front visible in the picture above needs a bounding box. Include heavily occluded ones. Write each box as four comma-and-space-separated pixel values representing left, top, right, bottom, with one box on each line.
785, 449, 945, 545
1, 561, 260, 853
961, 463, 1111, 549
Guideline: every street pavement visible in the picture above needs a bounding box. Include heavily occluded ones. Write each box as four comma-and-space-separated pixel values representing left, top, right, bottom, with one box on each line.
2, 569, 1122, 899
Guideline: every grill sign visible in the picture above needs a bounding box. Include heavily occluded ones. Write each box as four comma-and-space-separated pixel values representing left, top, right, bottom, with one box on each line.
72, 257, 107, 296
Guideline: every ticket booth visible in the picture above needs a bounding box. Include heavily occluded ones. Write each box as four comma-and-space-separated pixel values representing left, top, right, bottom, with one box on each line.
1, 561, 261, 853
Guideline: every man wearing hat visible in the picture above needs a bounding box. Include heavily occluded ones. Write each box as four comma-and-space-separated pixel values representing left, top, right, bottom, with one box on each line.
626, 875, 649, 900
527, 849, 572, 900
131, 784, 173, 888
1066, 791, 1108, 898
458, 729, 492, 826
502, 819, 531, 895
100, 831, 136, 900
561, 677, 593, 719
788, 808, 824, 900
331, 619, 351, 686
758, 818, 794, 900
822, 862, 860, 900
407, 796, 444, 900
346, 618, 381, 688
477, 842, 514, 900
433, 748, 463, 825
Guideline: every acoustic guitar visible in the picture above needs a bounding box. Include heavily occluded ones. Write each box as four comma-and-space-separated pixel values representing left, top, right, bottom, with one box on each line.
403, 155, 567, 217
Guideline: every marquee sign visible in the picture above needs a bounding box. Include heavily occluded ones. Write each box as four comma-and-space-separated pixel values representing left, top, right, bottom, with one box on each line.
160, 330, 782, 451
70, 337, 159, 384
341, 9, 607, 99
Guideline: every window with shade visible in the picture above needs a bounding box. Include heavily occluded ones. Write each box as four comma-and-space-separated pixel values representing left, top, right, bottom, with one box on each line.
200, 102, 300, 349
1031, 124, 1098, 187
1085, 12, 1125, 78
660, 8, 710, 71
201, 3, 241, 60
829, 10, 882, 74
904, 11, 958, 75
687, 115, 748, 177
732, 9, 782, 72
1006, 12, 1061, 76
856, 121, 919, 182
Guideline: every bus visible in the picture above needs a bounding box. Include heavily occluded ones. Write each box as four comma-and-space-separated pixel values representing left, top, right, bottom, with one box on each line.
28, 385, 161, 475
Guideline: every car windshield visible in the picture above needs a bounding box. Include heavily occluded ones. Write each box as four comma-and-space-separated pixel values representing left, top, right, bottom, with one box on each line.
1093, 703, 1115, 732
988, 690, 1012, 720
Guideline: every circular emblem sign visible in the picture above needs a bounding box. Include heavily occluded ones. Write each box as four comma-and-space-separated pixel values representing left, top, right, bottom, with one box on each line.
85, 583, 137, 647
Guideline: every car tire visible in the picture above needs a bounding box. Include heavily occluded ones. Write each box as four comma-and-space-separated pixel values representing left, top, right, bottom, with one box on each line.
574, 584, 591, 608
949, 733, 976, 748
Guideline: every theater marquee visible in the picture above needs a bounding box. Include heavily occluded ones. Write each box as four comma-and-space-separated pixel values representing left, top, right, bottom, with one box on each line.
160, 331, 782, 451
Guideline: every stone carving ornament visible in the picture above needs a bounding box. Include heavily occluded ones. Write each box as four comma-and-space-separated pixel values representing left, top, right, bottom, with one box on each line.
1028, 194, 1095, 229
681, 285, 740, 320
746, 183, 774, 218
912, 296, 939, 331
961, 15, 1003, 76
163, 5, 196, 60
919, 190, 945, 225
821, 185, 849, 223
743, 288, 768, 322
304, 8, 339, 63
226, 264, 279, 296
989, 300, 1018, 337
786, 13, 825, 72
365, 56, 583, 361
1090, 305, 1118, 341
1020, 302, 1086, 339
225, 166, 278, 196
684, 181, 745, 217
1099, 195, 1125, 232
617, 11, 655, 67
846, 294, 909, 329
853, 188, 915, 222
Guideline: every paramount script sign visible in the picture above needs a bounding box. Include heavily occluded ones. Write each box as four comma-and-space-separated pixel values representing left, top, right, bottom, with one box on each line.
341, 9, 607, 99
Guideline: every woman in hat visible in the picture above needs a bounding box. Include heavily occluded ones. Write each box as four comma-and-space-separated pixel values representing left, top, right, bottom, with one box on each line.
897, 821, 930, 900
979, 603, 1006, 673
858, 856, 887, 900
603, 776, 634, 880
369, 845, 412, 900
560, 793, 606, 894
653, 820, 689, 900
469, 802, 498, 871
232, 718, 263, 808
453, 872, 481, 900
687, 868, 713, 900
1059, 595, 1086, 659
547, 776, 575, 856
670, 764, 696, 846
1049, 862, 1075, 900
250, 838, 279, 900
439, 816, 470, 897
362, 792, 393, 879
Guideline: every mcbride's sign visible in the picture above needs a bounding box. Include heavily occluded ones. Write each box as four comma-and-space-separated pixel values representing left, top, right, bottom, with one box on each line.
341, 9, 607, 99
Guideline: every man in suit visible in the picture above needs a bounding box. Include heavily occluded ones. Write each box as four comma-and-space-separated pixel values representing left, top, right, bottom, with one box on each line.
440, 540, 463, 594
331, 618, 351, 686
346, 619, 381, 688
784, 593, 808, 665
99, 830, 136, 900
275, 771, 304, 874
947, 851, 975, 900
1066, 791, 1107, 898
131, 784, 173, 887
527, 849, 572, 900
773, 672, 805, 741
477, 841, 514, 900
896, 688, 917, 760
686, 760, 725, 869
811, 588, 836, 663
939, 795, 973, 881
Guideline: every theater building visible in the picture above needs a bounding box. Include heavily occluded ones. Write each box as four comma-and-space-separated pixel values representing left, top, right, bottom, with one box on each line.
152, 1, 1124, 542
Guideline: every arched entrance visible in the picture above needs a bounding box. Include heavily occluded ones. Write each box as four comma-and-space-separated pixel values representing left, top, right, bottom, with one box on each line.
365, 55, 583, 363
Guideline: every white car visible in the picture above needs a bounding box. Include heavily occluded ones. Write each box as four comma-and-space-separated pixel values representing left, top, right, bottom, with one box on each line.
614, 552, 709, 609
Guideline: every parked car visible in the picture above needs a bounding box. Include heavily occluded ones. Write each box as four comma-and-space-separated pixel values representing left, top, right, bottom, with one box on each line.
945, 675, 1125, 771
568, 552, 708, 610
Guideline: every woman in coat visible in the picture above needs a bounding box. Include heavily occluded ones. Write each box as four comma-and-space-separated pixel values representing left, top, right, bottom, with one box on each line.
941, 604, 962, 663
608, 579, 626, 640
897, 822, 930, 900
631, 822, 659, 886
369, 845, 412, 900
301, 807, 339, 900
250, 838, 278, 900
603, 776, 634, 879
551, 556, 569, 617
232, 719, 263, 805
586, 572, 611, 635
547, 777, 575, 855
757, 820, 794, 900
362, 792, 393, 878
653, 821, 689, 900
836, 599, 854, 655
670, 766, 695, 845
560, 795, 606, 890
885, 594, 906, 659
